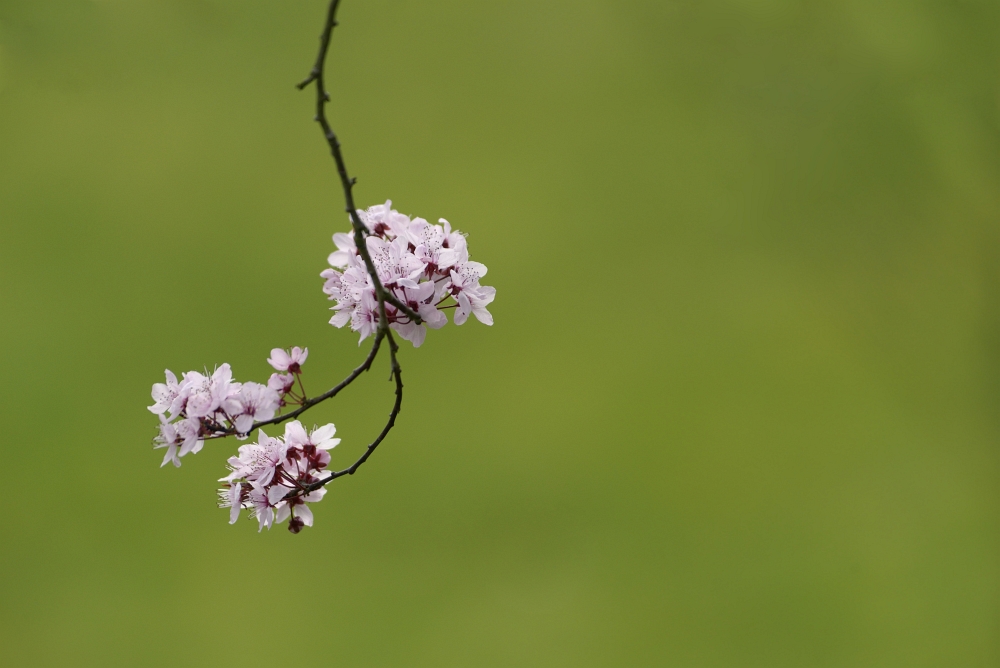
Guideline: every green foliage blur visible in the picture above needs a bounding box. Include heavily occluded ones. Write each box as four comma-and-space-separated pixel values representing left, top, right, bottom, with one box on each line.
1, 1, 998, 665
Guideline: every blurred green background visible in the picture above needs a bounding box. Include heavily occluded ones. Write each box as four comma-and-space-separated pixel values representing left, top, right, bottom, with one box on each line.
1, 0, 998, 665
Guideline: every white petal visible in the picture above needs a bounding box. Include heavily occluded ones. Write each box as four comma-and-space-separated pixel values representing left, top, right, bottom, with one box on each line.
466, 261, 488, 279
473, 308, 494, 326
317, 438, 341, 451
235, 414, 254, 435
284, 421, 308, 446
330, 310, 351, 328
268, 485, 291, 505
160, 445, 179, 468
297, 504, 315, 527
311, 423, 337, 442
267, 348, 291, 371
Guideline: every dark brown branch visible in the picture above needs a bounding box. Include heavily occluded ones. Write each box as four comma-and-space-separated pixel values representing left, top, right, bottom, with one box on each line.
297, 0, 421, 325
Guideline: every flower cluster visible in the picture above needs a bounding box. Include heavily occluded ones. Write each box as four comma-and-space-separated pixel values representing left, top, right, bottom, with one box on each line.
149, 347, 309, 468
219, 421, 339, 532
150, 206, 496, 534
321, 200, 496, 347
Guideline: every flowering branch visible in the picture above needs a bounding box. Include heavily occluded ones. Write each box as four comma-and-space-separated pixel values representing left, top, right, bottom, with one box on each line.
148, 0, 495, 533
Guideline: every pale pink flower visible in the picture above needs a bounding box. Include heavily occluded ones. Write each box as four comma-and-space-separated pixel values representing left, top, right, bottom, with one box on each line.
327, 232, 357, 268
410, 218, 461, 276
329, 304, 353, 329
154, 415, 203, 468
233, 382, 280, 434
267, 372, 295, 395
149, 370, 183, 418
154, 415, 181, 468
282, 421, 340, 469
321, 267, 345, 300
447, 260, 489, 297
176, 417, 204, 458
454, 285, 496, 326
283, 421, 340, 450
357, 200, 411, 238
351, 291, 380, 343
436, 218, 467, 254
218, 483, 246, 524
322, 202, 497, 346
340, 265, 372, 301
389, 283, 446, 347
181, 364, 235, 419
226, 432, 287, 487
248, 484, 291, 532
366, 236, 423, 289
277, 501, 318, 533
267, 347, 308, 373
446, 260, 495, 326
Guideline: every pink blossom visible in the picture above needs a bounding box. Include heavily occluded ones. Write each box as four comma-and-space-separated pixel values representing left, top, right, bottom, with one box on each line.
154, 415, 181, 468
267, 347, 308, 373
267, 372, 295, 395
248, 484, 292, 532
181, 365, 235, 419
218, 482, 246, 524
351, 291, 380, 344
282, 420, 340, 469
225, 432, 287, 487
149, 370, 183, 418
455, 285, 496, 326
233, 382, 280, 435
327, 232, 357, 268
367, 236, 423, 289
357, 200, 411, 239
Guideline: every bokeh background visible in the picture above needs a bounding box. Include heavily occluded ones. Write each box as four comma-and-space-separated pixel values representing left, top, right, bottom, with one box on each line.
1, 1, 998, 665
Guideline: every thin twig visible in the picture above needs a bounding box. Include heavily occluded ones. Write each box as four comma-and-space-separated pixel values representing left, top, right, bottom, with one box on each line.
302, 329, 404, 493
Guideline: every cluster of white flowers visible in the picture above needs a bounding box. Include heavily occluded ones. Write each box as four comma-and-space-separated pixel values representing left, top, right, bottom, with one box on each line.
218, 420, 338, 533
321, 200, 496, 347
149, 347, 309, 468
